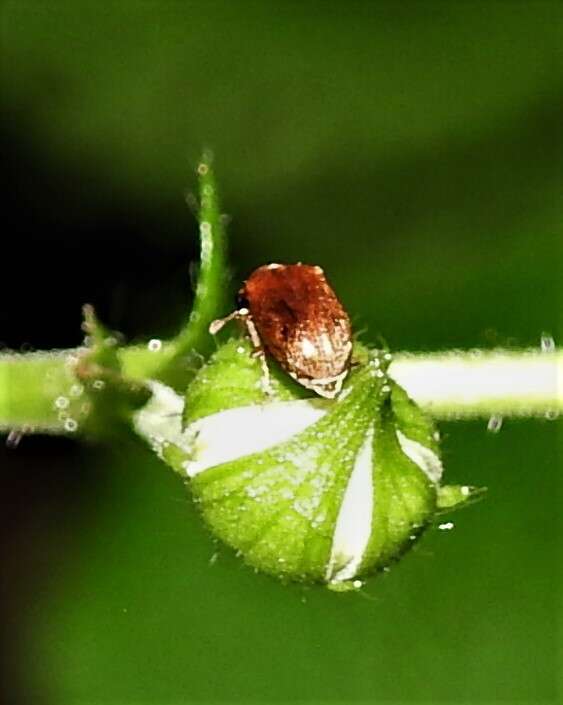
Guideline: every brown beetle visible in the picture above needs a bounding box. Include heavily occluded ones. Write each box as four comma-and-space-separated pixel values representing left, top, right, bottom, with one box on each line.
209, 263, 353, 398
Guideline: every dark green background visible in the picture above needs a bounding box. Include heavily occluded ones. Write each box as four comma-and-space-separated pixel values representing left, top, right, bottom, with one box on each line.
1, 2, 561, 703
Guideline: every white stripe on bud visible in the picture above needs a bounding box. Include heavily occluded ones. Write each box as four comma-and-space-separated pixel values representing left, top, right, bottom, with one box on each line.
396, 429, 443, 483
326, 428, 374, 584
183, 399, 329, 477
133, 381, 188, 457
134, 382, 331, 478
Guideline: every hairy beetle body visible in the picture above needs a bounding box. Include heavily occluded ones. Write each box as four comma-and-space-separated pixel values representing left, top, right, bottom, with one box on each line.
211, 263, 352, 398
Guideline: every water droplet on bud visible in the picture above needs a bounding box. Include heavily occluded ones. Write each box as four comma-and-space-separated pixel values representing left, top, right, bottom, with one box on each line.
64, 418, 78, 433
54, 396, 69, 410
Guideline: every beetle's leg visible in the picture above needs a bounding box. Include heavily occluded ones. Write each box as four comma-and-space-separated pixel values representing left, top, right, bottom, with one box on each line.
209, 308, 248, 335
209, 309, 273, 395
244, 316, 273, 396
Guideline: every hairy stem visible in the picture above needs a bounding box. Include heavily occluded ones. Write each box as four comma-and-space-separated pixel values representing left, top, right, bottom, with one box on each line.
388, 348, 561, 419
0, 349, 83, 435
153, 152, 230, 390
1, 346, 560, 436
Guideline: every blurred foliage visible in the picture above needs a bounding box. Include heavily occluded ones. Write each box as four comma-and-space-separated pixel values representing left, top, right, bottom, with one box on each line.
1, 1, 561, 703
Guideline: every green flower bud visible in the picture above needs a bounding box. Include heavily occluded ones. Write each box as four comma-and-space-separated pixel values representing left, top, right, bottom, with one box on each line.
134, 339, 481, 590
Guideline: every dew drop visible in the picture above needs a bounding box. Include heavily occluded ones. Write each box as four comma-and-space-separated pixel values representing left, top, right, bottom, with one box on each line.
545, 410, 559, 420
487, 415, 503, 433
147, 338, 162, 352
64, 418, 78, 433
69, 384, 84, 397
54, 396, 69, 410
540, 333, 555, 353
6, 429, 23, 449
353, 579, 363, 588
92, 380, 105, 390
197, 163, 209, 175
438, 521, 454, 531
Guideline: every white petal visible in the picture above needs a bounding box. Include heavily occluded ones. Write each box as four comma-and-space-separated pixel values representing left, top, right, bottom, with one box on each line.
396, 429, 443, 483
326, 427, 374, 584
184, 399, 329, 477
133, 381, 190, 457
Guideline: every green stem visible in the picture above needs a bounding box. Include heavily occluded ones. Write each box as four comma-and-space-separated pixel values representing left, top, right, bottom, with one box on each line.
1, 346, 560, 436
1, 152, 559, 438
153, 151, 230, 390
389, 348, 562, 419
0, 348, 83, 435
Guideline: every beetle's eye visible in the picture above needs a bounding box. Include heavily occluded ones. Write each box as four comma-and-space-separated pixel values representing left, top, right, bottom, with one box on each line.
236, 292, 249, 310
